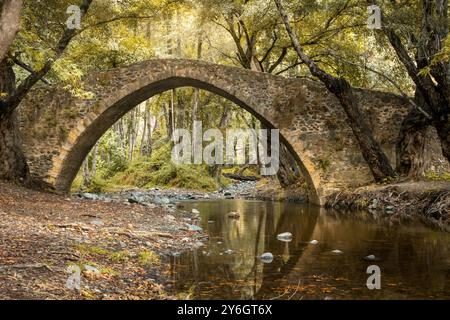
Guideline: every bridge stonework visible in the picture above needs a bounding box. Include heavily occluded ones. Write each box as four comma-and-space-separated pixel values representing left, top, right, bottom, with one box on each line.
18, 59, 410, 205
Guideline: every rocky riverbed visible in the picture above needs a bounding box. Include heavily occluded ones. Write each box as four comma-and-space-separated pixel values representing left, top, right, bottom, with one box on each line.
75, 180, 258, 205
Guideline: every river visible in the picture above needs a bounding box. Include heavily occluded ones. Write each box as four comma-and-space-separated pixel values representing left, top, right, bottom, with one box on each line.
168, 199, 450, 300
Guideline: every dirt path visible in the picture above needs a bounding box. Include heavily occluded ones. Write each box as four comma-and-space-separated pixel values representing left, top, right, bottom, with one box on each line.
0, 182, 205, 300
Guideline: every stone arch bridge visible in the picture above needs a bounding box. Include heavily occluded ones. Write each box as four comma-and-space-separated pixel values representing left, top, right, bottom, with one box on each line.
18, 59, 409, 205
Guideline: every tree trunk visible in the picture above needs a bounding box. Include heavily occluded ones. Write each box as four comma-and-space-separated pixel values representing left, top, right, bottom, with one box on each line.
0, 0, 23, 61
171, 89, 175, 130
396, 91, 432, 178
140, 105, 148, 156
209, 105, 230, 186
0, 110, 29, 183
82, 158, 90, 188
91, 142, 99, 179
0, 58, 29, 183
332, 79, 397, 181
383, 0, 450, 165
145, 110, 154, 157
434, 116, 450, 162
127, 109, 137, 163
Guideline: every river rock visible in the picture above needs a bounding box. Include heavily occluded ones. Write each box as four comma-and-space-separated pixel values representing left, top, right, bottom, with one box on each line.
192, 209, 200, 214
90, 219, 104, 226
331, 249, 343, 254
80, 193, 99, 201
309, 240, 319, 245
277, 232, 293, 242
369, 199, 379, 210
384, 205, 395, 213
153, 196, 170, 205
165, 215, 176, 221
187, 224, 203, 232
260, 252, 274, 263
227, 212, 240, 219
83, 265, 100, 274
225, 249, 233, 254
364, 255, 377, 261
194, 242, 204, 248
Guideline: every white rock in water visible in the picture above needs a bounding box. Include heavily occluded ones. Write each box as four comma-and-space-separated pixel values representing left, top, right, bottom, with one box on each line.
364, 255, 376, 261
225, 249, 233, 254
192, 209, 200, 214
277, 232, 293, 242
260, 252, 274, 263
331, 249, 343, 254
227, 212, 240, 219
309, 240, 319, 245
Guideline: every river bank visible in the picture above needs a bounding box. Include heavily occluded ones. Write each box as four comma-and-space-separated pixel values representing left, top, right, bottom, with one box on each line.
325, 181, 450, 232
0, 181, 206, 300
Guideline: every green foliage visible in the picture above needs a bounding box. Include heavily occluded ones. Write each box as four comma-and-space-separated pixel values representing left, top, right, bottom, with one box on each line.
425, 171, 450, 182
96, 130, 129, 179
85, 177, 109, 193
138, 249, 160, 267
109, 144, 218, 191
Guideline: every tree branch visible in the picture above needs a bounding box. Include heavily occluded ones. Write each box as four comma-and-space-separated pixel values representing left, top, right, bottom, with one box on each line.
3, 0, 93, 114
8, 54, 50, 85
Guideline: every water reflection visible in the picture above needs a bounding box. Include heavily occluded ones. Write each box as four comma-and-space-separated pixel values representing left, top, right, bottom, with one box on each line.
170, 200, 450, 300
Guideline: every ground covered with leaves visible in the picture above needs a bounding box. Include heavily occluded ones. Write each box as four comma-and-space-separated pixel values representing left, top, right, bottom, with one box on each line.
0, 182, 205, 300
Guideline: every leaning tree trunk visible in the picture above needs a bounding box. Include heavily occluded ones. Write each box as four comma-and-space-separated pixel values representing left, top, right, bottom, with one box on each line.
0, 59, 29, 183
332, 79, 397, 181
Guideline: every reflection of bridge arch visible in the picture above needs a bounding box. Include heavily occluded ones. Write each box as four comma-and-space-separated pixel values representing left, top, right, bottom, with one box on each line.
20, 59, 408, 204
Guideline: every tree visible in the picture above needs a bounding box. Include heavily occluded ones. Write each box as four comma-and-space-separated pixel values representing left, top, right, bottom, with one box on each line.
0, 0, 93, 183
274, 0, 396, 182
379, 0, 450, 170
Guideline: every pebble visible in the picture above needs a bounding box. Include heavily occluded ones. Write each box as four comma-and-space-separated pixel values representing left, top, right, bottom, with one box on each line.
83, 265, 100, 274
260, 252, 274, 263
187, 224, 203, 232
331, 249, 343, 254
90, 219, 104, 226
165, 215, 176, 221
194, 242, 204, 248
309, 240, 319, 245
364, 255, 377, 261
227, 212, 240, 219
277, 232, 293, 242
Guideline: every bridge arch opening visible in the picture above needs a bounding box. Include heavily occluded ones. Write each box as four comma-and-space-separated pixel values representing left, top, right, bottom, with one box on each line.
58, 76, 320, 203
